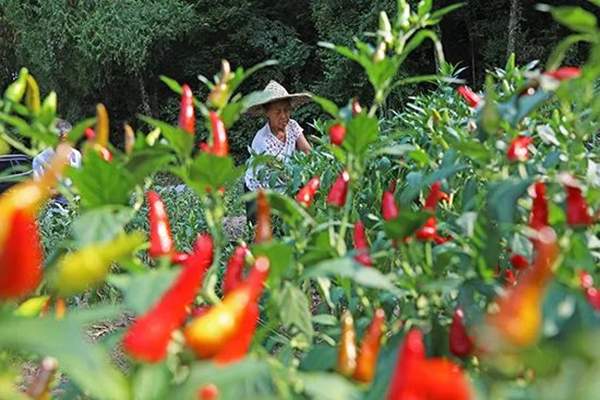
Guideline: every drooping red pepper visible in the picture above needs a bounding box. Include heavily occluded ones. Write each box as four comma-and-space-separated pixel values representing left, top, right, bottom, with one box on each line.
296, 176, 321, 207
507, 136, 534, 162
565, 185, 593, 227
208, 111, 228, 157
255, 190, 272, 244
222, 244, 248, 294
327, 169, 350, 208
387, 329, 471, 400
0, 210, 43, 300
529, 181, 549, 231
489, 228, 559, 347
381, 191, 399, 220
424, 181, 442, 211
123, 234, 213, 363
434, 234, 452, 245
353, 308, 385, 383
336, 310, 358, 377
353, 220, 373, 267
147, 191, 175, 259
510, 254, 529, 271
386, 329, 426, 399
178, 84, 195, 134
415, 217, 437, 241
449, 308, 473, 358
197, 383, 219, 400
543, 67, 582, 81
185, 257, 269, 360
329, 124, 346, 146
457, 86, 482, 108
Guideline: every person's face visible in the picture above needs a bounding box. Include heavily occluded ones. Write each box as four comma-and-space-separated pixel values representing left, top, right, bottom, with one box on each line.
265, 100, 291, 133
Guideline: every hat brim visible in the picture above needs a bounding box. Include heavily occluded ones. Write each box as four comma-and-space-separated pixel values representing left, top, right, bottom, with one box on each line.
245, 93, 312, 117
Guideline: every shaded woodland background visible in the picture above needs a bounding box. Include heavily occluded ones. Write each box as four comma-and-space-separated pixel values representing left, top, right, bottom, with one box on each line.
0, 0, 594, 160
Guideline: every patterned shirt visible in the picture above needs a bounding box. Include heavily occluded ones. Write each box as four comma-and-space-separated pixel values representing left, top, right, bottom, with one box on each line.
244, 120, 303, 191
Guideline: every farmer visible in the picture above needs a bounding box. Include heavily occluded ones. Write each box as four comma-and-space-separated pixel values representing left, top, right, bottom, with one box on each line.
244, 80, 312, 223
32, 119, 82, 206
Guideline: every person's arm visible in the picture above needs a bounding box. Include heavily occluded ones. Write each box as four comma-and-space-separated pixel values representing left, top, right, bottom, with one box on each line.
296, 132, 312, 155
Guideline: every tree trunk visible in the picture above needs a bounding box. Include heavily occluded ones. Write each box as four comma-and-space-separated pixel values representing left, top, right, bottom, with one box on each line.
506, 0, 521, 59
138, 74, 152, 118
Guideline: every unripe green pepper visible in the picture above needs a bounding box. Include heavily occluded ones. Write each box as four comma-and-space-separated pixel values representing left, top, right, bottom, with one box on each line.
4, 68, 28, 103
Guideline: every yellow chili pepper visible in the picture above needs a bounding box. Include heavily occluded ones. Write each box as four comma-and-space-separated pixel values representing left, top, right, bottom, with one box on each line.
25, 75, 41, 114
95, 103, 109, 147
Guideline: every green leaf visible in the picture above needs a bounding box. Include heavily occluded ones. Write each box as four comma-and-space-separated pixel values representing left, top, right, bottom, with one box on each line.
124, 147, 175, 184
408, 149, 430, 164
399, 164, 467, 206
220, 102, 244, 129
72, 206, 133, 247
430, 3, 465, 21
264, 190, 315, 228
552, 6, 597, 33
66, 117, 96, 143
343, 113, 378, 156
487, 177, 534, 225
131, 363, 170, 400
68, 151, 137, 208
279, 282, 314, 343
189, 153, 244, 191
311, 94, 340, 118
252, 242, 295, 287
546, 34, 592, 71
172, 359, 276, 400
139, 115, 194, 159
451, 141, 491, 163
383, 210, 432, 239
300, 345, 337, 371
0, 307, 129, 400
108, 269, 179, 315
302, 258, 403, 296
300, 372, 362, 400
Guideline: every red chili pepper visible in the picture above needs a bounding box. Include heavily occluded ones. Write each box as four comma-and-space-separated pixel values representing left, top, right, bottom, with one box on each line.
296, 176, 321, 207
208, 111, 228, 157
197, 384, 219, 400
407, 359, 471, 400
255, 191, 272, 244
381, 191, 399, 220
387, 329, 471, 399
457, 86, 482, 108
122, 234, 213, 363
84, 128, 96, 140
530, 181, 549, 231
353, 220, 373, 267
415, 217, 437, 241
185, 257, 269, 360
543, 67, 582, 81
353, 308, 385, 383
171, 252, 190, 264
327, 170, 350, 208
178, 84, 195, 134
434, 235, 451, 245
565, 185, 593, 227
424, 181, 442, 211
329, 124, 346, 146
336, 310, 358, 377
449, 308, 473, 358
507, 136, 534, 162
352, 100, 362, 116
96, 145, 113, 162
386, 329, 426, 399
147, 191, 175, 258
439, 190, 450, 203
489, 228, 559, 347
222, 244, 248, 294
510, 254, 529, 271
580, 270, 594, 289
0, 210, 42, 300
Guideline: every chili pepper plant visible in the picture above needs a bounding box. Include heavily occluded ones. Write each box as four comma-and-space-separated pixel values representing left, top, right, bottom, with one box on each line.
0, 1, 599, 399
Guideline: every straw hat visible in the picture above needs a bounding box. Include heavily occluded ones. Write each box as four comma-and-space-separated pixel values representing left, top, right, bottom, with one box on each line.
246, 80, 311, 116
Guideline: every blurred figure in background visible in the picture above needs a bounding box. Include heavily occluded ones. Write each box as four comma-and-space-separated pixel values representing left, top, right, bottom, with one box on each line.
32, 119, 81, 206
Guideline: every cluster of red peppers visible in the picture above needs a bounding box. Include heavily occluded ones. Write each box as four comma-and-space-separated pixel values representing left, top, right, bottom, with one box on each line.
336, 309, 386, 384
296, 176, 321, 207
387, 329, 471, 399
